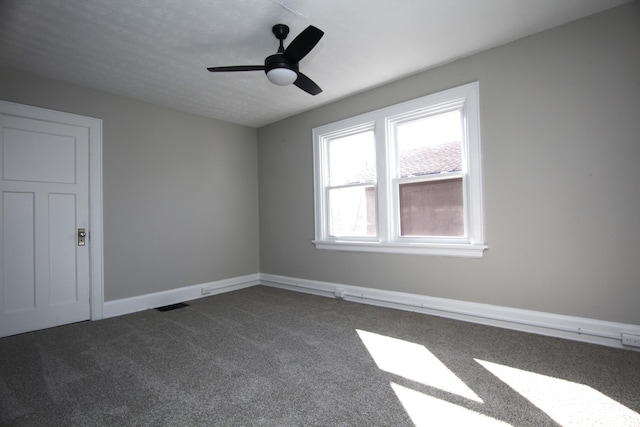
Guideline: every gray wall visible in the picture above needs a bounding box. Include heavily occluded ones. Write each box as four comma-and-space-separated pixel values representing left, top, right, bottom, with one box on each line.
258, 2, 640, 324
0, 68, 260, 301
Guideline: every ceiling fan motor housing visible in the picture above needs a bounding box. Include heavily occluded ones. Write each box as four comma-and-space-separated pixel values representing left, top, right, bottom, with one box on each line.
265, 54, 298, 85
265, 54, 297, 73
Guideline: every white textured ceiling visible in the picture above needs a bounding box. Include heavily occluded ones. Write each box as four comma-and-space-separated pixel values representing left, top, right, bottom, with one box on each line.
0, 0, 631, 128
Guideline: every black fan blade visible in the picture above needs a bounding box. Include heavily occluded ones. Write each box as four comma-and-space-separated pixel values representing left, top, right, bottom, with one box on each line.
294, 72, 322, 95
207, 65, 265, 72
282, 26, 324, 63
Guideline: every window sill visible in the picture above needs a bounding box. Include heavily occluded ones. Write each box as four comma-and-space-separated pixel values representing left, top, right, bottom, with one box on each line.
312, 240, 487, 258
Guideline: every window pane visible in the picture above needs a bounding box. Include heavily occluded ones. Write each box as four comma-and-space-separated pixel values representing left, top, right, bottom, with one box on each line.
396, 110, 462, 178
399, 178, 463, 237
329, 131, 375, 186
329, 185, 376, 237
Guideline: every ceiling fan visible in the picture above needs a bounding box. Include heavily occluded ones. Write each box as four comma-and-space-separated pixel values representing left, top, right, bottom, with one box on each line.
207, 24, 324, 95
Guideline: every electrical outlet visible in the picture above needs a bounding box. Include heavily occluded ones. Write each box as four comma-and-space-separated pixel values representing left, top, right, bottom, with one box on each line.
201, 286, 213, 295
621, 333, 640, 347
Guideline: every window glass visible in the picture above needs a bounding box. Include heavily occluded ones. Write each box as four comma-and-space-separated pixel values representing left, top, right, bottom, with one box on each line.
328, 131, 375, 186
399, 178, 463, 237
395, 110, 464, 237
329, 185, 376, 237
396, 110, 462, 178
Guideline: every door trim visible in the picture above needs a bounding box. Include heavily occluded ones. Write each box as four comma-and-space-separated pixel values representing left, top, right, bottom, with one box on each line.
0, 100, 104, 320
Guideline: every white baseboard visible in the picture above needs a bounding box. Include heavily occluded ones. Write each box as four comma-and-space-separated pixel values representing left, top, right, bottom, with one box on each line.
103, 274, 260, 318
259, 273, 640, 351
100, 272, 640, 351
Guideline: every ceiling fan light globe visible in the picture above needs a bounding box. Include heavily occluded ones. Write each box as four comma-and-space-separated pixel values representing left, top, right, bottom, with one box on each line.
266, 68, 297, 86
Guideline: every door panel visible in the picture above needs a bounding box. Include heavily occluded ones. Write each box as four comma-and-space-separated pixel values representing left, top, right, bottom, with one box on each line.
1, 113, 90, 337
3, 191, 36, 312
3, 126, 77, 183
49, 193, 78, 305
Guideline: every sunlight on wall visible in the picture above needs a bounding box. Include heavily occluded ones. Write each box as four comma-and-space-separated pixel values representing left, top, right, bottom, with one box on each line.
391, 382, 511, 427
356, 329, 482, 402
476, 359, 640, 427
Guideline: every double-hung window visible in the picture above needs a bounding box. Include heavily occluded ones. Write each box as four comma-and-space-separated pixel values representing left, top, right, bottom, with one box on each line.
312, 82, 486, 257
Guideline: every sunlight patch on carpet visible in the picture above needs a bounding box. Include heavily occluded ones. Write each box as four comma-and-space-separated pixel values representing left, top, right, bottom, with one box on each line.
391, 382, 511, 427
476, 359, 640, 427
356, 329, 481, 402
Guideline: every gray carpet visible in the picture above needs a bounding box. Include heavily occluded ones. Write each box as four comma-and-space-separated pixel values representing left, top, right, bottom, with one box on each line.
1, 285, 639, 426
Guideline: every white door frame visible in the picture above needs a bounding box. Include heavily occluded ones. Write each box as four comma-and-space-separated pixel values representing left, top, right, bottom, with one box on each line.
0, 100, 104, 320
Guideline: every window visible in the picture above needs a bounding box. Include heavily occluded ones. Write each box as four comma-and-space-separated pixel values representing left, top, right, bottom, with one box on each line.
312, 82, 486, 257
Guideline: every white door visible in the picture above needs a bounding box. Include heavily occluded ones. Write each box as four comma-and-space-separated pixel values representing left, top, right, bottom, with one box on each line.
0, 112, 91, 337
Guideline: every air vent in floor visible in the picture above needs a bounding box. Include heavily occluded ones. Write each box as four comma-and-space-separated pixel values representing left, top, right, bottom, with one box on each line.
155, 302, 190, 312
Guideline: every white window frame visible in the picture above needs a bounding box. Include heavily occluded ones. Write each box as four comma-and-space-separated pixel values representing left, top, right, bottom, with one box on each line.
312, 82, 487, 257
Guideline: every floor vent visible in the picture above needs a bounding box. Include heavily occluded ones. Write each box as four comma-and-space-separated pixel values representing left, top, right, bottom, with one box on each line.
155, 302, 190, 312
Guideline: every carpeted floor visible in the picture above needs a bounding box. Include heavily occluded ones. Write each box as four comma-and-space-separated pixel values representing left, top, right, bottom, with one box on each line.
1, 285, 639, 426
